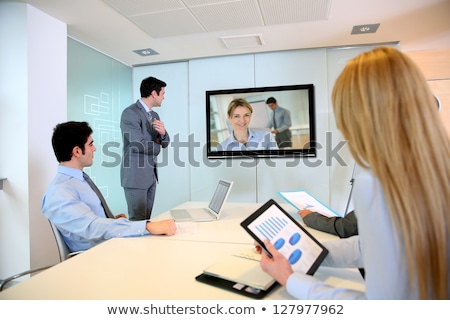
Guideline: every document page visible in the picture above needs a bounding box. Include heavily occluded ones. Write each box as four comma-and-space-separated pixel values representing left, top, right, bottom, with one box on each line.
278, 190, 341, 218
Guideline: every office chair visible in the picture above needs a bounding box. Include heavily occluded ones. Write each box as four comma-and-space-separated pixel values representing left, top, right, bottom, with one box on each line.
0, 220, 83, 291
49, 220, 83, 263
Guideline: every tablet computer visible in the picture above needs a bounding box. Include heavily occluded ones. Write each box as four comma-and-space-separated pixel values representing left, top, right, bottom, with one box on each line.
240, 199, 328, 275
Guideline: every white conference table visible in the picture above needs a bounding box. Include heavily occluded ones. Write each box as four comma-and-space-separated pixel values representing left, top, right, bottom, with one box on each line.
153, 202, 341, 244
0, 202, 365, 300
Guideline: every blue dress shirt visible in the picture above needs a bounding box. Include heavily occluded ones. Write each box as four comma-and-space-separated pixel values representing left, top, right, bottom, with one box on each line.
219, 129, 278, 151
42, 166, 149, 252
268, 106, 292, 133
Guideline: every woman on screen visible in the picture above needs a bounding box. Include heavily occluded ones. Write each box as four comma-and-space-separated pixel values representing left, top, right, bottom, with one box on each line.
218, 98, 278, 151
258, 46, 450, 299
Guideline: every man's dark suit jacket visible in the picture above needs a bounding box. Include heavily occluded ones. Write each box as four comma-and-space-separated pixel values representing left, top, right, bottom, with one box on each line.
120, 100, 170, 190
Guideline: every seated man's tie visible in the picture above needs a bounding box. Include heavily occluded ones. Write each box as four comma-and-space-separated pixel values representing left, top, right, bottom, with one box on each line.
83, 172, 115, 219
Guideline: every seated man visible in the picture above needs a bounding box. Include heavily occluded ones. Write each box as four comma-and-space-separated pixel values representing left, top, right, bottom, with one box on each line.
42, 121, 176, 252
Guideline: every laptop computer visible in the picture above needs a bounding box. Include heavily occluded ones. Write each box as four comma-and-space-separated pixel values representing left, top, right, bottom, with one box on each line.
170, 179, 233, 222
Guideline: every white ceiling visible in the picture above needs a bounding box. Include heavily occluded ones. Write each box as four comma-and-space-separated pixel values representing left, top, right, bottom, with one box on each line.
11, 0, 450, 66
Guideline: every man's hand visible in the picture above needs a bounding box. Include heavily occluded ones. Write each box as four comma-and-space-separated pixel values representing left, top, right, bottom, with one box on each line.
146, 219, 177, 236
152, 119, 166, 136
298, 209, 313, 219
114, 213, 127, 219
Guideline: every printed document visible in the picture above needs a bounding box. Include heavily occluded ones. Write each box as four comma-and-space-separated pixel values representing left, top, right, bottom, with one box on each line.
278, 190, 342, 218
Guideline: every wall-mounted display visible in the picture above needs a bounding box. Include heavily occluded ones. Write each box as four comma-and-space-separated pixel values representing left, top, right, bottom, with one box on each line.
206, 84, 316, 159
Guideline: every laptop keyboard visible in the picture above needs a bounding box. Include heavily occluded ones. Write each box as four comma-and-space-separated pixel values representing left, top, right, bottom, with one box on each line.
171, 209, 191, 219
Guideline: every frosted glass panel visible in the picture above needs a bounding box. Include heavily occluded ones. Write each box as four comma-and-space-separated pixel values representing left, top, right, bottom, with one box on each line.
67, 38, 132, 215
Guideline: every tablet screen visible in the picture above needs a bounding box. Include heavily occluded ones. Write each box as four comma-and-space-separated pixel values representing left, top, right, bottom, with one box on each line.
241, 199, 328, 275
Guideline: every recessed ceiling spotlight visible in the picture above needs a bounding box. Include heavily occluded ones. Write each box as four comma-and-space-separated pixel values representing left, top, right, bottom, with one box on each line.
351, 23, 380, 35
133, 48, 159, 56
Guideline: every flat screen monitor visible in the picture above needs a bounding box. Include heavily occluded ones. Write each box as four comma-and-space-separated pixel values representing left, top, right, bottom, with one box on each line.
206, 84, 316, 159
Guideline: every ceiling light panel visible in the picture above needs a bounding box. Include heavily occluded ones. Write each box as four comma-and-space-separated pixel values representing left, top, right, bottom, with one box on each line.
104, 0, 332, 39
189, 0, 263, 32
259, 0, 331, 25
133, 48, 159, 56
351, 23, 380, 34
105, 0, 204, 38
104, 0, 184, 16
130, 9, 205, 38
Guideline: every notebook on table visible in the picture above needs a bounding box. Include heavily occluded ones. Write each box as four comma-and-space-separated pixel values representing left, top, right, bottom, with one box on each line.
170, 179, 233, 222
202, 252, 275, 291
195, 246, 278, 299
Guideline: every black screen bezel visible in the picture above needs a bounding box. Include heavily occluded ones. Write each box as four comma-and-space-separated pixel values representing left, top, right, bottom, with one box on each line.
206, 84, 316, 159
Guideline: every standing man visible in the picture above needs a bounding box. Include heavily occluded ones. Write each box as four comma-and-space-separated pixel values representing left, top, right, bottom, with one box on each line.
266, 96, 292, 148
120, 76, 170, 221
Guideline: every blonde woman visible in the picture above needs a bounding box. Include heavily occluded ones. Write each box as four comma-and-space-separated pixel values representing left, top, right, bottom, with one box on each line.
219, 98, 278, 151
259, 46, 450, 299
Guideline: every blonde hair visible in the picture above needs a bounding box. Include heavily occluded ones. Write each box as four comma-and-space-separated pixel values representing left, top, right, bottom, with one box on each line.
332, 46, 450, 299
227, 98, 253, 117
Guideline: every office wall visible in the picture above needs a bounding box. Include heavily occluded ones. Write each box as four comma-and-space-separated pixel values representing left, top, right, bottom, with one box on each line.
253, 50, 331, 205
0, 3, 66, 279
405, 49, 450, 136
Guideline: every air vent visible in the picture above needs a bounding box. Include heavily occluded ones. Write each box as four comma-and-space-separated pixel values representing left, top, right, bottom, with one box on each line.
220, 34, 265, 49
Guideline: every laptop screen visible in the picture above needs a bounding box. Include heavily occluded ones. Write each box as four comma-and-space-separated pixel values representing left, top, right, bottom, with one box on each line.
208, 180, 233, 214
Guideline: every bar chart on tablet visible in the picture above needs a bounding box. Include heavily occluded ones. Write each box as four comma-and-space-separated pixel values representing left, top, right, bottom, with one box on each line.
248, 204, 323, 273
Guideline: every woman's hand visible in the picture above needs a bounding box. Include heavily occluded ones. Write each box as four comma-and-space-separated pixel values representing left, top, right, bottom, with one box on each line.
259, 240, 293, 286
